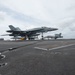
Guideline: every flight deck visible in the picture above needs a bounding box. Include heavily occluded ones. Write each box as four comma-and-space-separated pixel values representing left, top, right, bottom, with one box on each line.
0, 39, 75, 75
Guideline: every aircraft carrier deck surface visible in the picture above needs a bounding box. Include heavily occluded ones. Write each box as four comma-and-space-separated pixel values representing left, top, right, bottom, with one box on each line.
0, 39, 75, 75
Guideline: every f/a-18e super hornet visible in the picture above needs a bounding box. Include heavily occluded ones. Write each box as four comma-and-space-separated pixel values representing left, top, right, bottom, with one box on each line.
5, 25, 58, 40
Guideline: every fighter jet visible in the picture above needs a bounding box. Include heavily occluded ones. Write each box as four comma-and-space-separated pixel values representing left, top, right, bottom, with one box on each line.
6, 25, 58, 40
44, 33, 63, 40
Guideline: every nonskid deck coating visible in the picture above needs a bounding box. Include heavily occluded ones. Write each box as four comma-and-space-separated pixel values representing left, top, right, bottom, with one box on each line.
0, 40, 75, 75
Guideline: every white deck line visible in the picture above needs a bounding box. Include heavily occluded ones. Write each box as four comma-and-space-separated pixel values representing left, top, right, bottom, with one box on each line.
34, 47, 47, 51
34, 44, 75, 51
0, 55, 6, 59
0, 63, 7, 67
49, 44, 75, 51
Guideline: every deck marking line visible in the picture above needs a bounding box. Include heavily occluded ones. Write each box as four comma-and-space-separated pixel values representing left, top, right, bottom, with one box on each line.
34, 47, 47, 51
49, 44, 75, 51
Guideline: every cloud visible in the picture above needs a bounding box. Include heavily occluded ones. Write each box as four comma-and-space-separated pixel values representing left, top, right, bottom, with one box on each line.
0, 0, 48, 21
0, 4, 52, 27
0, 11, 6, 22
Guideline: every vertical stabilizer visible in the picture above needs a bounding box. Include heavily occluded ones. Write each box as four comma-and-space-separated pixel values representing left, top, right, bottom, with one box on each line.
9, 25, 16, 31
59, 33, 62, 36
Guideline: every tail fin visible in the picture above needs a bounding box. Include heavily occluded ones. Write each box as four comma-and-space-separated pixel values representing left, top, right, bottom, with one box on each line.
59, 33, 61, 36
9, 25, 16, 31
58, 33, 63, 38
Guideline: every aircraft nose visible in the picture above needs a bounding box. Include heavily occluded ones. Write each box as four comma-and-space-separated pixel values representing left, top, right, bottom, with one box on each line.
53, 28, 58, 30
48, 28, 58, 31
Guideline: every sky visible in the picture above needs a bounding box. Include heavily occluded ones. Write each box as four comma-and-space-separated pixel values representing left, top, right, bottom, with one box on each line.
0, 0, 75, 40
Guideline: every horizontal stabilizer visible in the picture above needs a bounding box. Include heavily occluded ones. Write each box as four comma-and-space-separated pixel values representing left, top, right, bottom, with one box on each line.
1, 34, 10, 36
